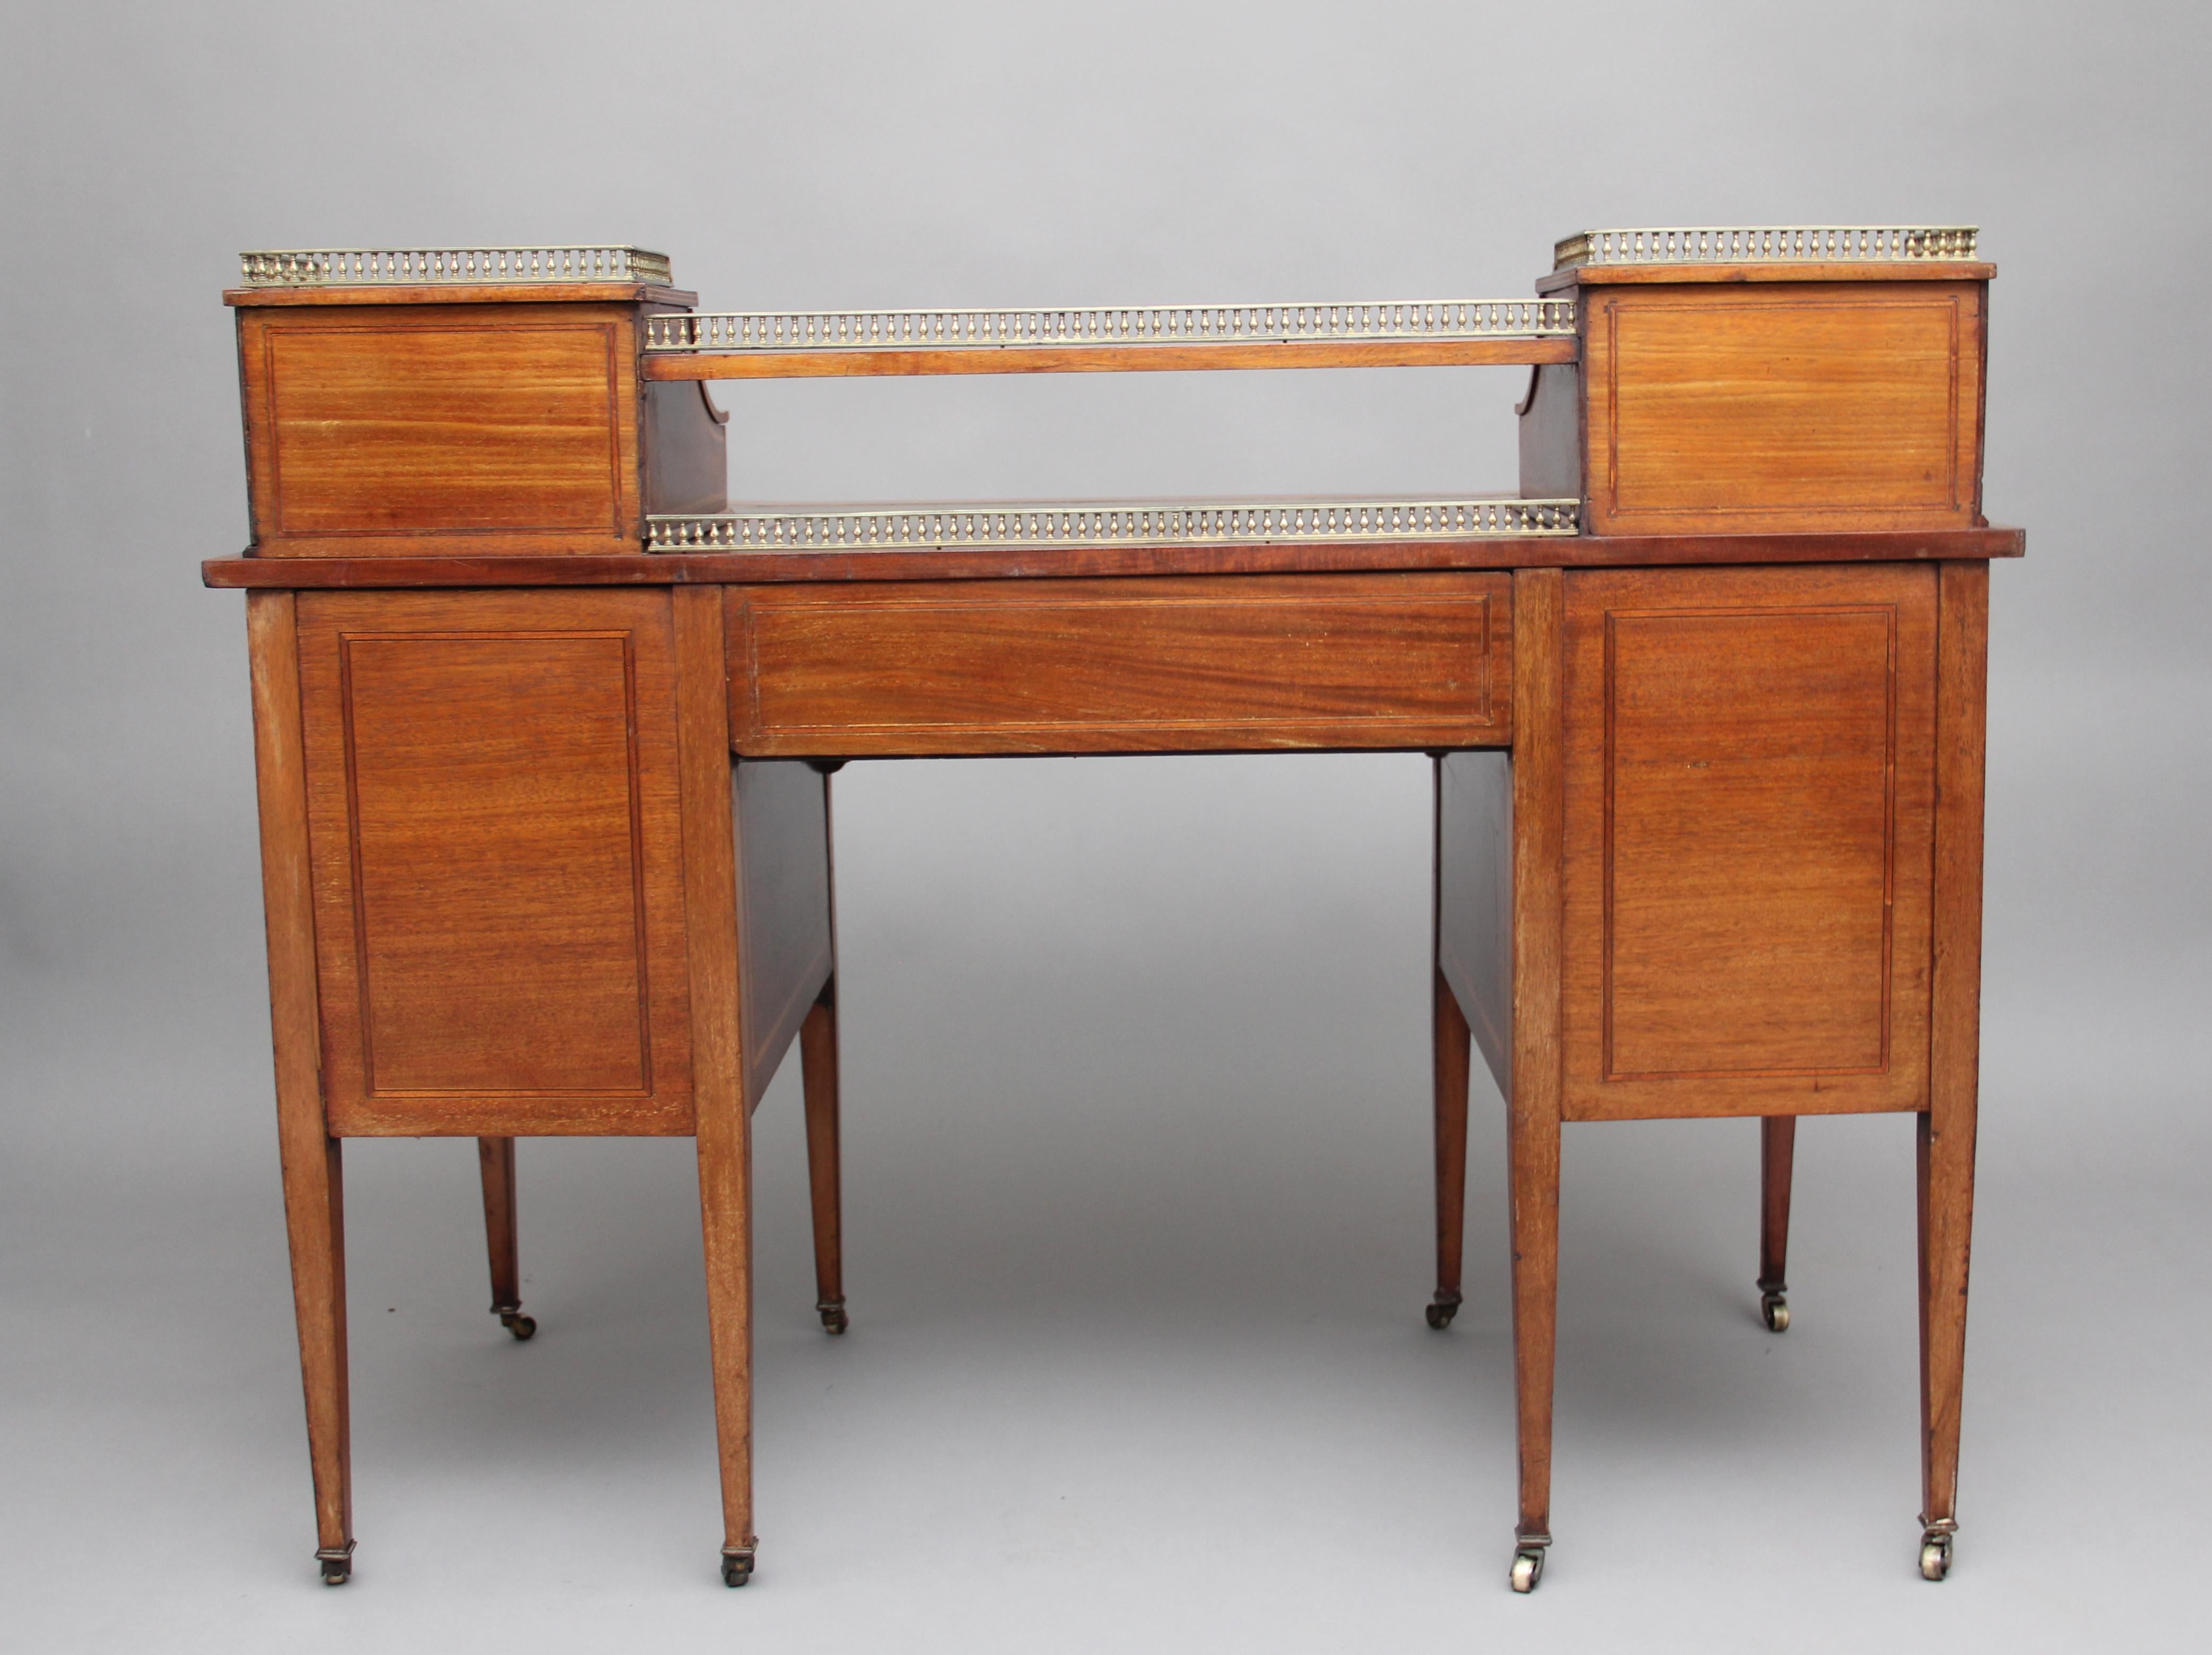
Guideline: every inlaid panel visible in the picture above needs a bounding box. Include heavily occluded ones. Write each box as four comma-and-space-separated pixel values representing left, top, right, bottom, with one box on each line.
1560, 564, 1936, 1120
238, 303, 645, 556
1581, 282, 1983, 534
726, 572, 1512, 755
295, 589, 695, 1134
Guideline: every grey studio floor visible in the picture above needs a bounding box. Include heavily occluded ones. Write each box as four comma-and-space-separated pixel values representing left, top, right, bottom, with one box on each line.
7, 733, 2211, 1653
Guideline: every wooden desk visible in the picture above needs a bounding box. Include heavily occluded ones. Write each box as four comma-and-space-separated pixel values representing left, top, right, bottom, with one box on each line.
205, 229, 2017, 1593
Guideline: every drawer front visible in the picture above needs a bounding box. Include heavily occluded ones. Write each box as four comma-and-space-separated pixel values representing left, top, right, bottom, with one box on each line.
726, 572, 1512, 755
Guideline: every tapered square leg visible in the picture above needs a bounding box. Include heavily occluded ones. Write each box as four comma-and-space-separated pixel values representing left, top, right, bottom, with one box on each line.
1506, 1095, 1560, 1586
1758, 1117, 1796, 1332
1505, 568, 1566, 1591
800, 980, 847, 1334
1915, 562, 1989, 1583
1917, 1105, 1975, 1566
249, 591, 355, 1584
1429, 969, 1472, 1330
696, 1105, 757, 1586
476, 1137, 535, 1339
278, 1132, 353, 1584
675, 587, 757, 1584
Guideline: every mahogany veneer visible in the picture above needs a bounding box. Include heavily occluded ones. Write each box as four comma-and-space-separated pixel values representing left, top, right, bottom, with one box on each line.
210, 234, 2010, 1598
1523, 265, 1989, 535
230, 286, 725, 558
726, 572, 1511, 756
1561, 562, 1936, 1119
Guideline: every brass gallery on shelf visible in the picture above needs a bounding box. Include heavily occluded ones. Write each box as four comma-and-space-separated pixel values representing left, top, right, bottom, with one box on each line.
205, 227, 2015, 1595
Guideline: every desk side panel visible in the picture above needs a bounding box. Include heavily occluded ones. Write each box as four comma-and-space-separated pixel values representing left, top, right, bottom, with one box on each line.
238, 302, 647, 557
1560, 562, 1936, 1120
725, 572, 1512, 755
1438, 750, 1513, 1098
295, 588, 695, 1134
735, 760, 833, 1107
1581, 281, 1985, 535
643, 380, 729, 517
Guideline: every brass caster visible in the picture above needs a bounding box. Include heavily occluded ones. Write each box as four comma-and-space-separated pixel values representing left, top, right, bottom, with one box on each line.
495, 1305, 537, 1341
1510, 1545, 1546, 1593
817, 1300, 849, 1336
1760, 1292, 1790, 1334
1919, 1527, 1954, 1581
1426, 1292, 1461, 1331
316, 1543, 354, 1586
721, 1546, 756, 1588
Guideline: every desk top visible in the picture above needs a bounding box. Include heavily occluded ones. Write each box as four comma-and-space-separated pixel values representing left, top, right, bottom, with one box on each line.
203, 526, 2025, 589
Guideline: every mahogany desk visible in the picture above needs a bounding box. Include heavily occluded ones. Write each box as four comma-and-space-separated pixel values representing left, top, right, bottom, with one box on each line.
203, 230, 2018, 1593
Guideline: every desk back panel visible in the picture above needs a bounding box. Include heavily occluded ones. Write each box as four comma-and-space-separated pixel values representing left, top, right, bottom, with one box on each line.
1559, 562, 1937, 1120
293, 589, 700, 1135
725, 572, 1513, 756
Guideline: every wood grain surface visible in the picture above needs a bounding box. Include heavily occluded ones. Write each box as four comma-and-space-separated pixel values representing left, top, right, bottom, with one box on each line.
725, 572, 1510, 755
643, 336, 1577, 380
1581, 283, 1985, 535
293, 589, 696, 1135
204, 527, 2026, 589
227, 282, 697, 308
476, 1137, 521, 1312
1507, 567, 1566, 1548
1920, 560, 1989, 1531
671, 585, 757, 1572
213, 263, 2016, 1587
1430, 965, 1473, 1321
237, 302, 647, 557
1536, 262, 1995, 294
1559, 563, 1937, 1121
800, 984, 846, 1327
247, 591, 354, 1567
1760, 1116, 1797, 1299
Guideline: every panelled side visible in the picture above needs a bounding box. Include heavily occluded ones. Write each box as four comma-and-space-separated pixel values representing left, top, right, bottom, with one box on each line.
734, 761, 833, 1107
643, 380, 729, 517
238, 301, 648, 556
294, 588, 695, 1134
1560, 563, 1937, 1120
1438, 750, 1513, 1098
1516, 363, 1584, 522
1581, 281, 1985, 535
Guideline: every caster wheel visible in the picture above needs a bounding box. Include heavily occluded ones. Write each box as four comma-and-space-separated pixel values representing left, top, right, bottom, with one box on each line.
721, 1548, 755, 1588
316, 1545, 354, 1586
1426, 1293, 1461, 1331
500, 1310, 538, 1341
818, 1302, 849, 1336
1760, 1293, 1790, 1333
1919, 1531, 1953, 1581
1510, 1546, 1545, 1593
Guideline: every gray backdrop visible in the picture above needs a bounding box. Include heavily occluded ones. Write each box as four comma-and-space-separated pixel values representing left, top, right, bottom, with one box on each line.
4, 2, 2208, 1649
